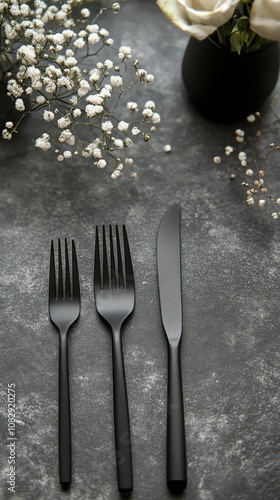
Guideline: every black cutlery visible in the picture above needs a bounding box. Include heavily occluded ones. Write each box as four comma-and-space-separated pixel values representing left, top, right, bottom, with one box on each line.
49, 239, 81, 486
94, 225, 134, 492
157, 205, 187, 491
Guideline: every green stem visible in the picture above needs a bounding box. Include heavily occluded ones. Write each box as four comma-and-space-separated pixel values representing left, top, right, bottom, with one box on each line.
216, 26, 226, 47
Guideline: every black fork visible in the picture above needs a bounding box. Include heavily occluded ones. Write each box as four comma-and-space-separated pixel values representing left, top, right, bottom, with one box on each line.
94, 225, 135, 492
49, 239, 80, 486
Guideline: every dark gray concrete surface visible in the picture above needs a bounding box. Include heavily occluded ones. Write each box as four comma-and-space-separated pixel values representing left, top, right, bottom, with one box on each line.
1, 1, 280, 499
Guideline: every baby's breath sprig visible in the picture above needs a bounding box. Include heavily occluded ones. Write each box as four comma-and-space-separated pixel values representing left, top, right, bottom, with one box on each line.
213, 98, 280, 219
0, 0, 160, 179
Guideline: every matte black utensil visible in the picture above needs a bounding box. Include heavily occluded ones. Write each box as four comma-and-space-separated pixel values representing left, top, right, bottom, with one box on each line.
157, 205, 187, 491
49, 239, 80, 486
94, 225, 134, 492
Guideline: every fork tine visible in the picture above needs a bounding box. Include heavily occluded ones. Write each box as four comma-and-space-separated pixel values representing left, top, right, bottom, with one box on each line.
110, 225, 117, 289
49, 240, 57, 300
102, 225, 109, 289
116, 225, 124, 288
58, 239, 63, 299
65, 239, 71, 299
71, 240, 80, 300
123, 225, 134, 287
94, 226, 102, 291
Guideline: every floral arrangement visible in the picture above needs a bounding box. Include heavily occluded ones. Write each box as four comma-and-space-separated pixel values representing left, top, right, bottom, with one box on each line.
157, 0, 280, 53
213, 102, 280, 219
0, 0, 160, 179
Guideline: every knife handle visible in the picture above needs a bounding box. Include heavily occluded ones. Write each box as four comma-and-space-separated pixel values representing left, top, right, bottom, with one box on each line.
167, 343, 187, 491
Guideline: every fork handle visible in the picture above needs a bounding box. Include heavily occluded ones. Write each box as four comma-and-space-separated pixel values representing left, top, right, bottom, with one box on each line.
59, 331, 71, 485
167, 342, 187, 491
111, 329, 133, 492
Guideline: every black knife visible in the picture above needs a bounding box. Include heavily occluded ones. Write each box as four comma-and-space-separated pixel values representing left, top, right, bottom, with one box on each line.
157, 204, 187, 491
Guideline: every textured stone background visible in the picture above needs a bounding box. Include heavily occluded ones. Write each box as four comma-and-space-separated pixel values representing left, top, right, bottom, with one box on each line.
1, 1, 280, 499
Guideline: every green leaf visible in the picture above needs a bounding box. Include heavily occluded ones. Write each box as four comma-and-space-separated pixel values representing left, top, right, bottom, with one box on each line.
229, 31, 245, 54
237, 15, 249, 32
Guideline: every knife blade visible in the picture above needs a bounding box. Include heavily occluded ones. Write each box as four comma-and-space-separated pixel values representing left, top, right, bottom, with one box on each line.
157, 204, 187, 491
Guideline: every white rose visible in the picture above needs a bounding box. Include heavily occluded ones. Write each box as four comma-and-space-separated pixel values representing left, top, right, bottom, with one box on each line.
156, 0, 239, 40
250, 0, 280, 42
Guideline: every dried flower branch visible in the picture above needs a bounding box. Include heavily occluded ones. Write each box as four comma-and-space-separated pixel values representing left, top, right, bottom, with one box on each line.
0, 0, 160, 179
213, 96, 280, 219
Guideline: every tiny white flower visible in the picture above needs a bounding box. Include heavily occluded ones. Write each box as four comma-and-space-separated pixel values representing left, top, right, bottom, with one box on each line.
78, 79, 91, 97
65, 56, 78, 67
15, 98, 25, 111
2, 129, 12, 140
104, 59, 114, 69
118, 121, 129, 132
127, 101, 139, 112
114, 139, 124, 149
72, 108, 82, 118
106, 38, 114, 46
235, 128, 245, 137
17, 44, 37, 65
78, 30, 87, 38
93, 148, 102, 159
136, 68, 147, 79
144, 100, 156, 109
124, 138, 133, 147
152, 112, 161, 124
36, 96, 45, 104
245, 169, 254, 176
118, 45, 132, 61
112, 3, 121, 13
246, 196, 255, 205
81, 8, 90, 18
213, 156, 222, 164
131, 127, 141, 136
62, 29, 75, 40
110, 75, 123, 87
101, 120, 114, 134
85, 104, 103, 117
97, 159, 107, 168
43, 110, 55, 122
146, 74, 155, 83
86, 94, 103, 105
238, 152, 247, 162
57, 116, 71, 129
88, 33, 100, 45
89, 69, 100, 83
50, 33, 65, 45
99, 87, 111, 98
225, 145, 234, 155
247, 114, 256, 123
142, 108, 153, 118
236, 136, 244, 143
164, 144, 172, 153
87, 24, 99, 34
111, 169, 121, 179
35, 133, 51, 151
99, 28, 109, 37
73, 37, 85, 49
63, 151, 72, 159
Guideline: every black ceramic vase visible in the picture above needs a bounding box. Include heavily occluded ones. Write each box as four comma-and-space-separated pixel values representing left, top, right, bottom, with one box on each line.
182, 36, 280, 121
